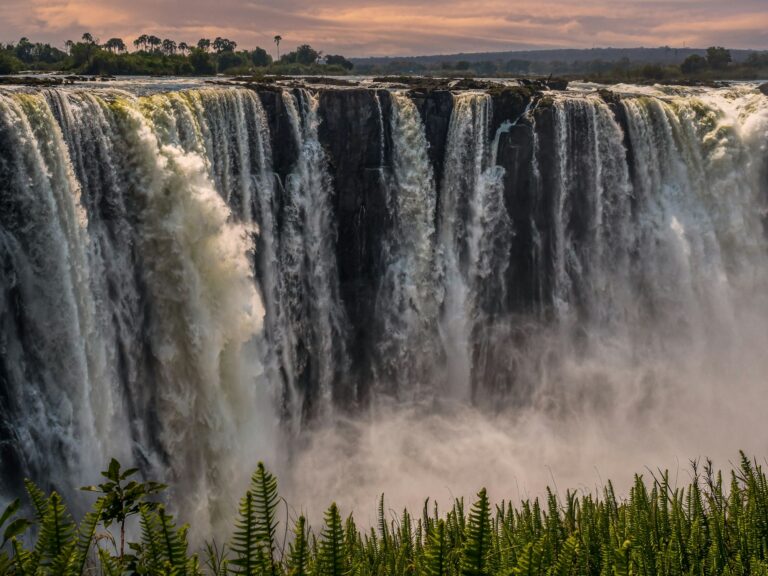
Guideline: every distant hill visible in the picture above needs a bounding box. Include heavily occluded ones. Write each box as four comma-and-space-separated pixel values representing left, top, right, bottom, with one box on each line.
351, 47, 757, 67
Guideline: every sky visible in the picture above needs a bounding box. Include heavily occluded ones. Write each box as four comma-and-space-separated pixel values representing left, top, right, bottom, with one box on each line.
1, 0, 768, 57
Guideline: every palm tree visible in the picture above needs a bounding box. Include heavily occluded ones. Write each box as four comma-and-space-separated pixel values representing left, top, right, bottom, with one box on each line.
178, 42, 189, 55
81, 32, 95, 45
104, 38, 126, 53
147, 35, 161, 52
273, 35, 282, 60
135, 34, 149, 51
197, 38, 211, 52
64, 39, 74, 54
161, 39, 177, 55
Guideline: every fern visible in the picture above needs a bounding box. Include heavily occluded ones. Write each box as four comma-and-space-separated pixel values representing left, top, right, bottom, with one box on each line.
139, 503, 166, 574
513, 538, 545, 576
462, 488, 492, 576
231, 491, 261, 575
287, 516, 310, 576
98, 547, 123, 576
548, 534, 579, 576
318, 503, 346, 576
23, 480, 49, 524
425, 519, 448, 576
204, 541, 229, 576
66, 497, 105, 576
251, 461, 280, 576
35, 491, 76, 575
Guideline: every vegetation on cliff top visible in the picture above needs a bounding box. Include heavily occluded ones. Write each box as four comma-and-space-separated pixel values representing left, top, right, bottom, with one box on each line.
0, 33, 354, 76
2, 35, 768, 84
1, 453, 768, 575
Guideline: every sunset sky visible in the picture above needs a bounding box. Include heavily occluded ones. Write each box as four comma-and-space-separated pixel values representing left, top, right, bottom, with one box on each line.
2, 0, 768, 57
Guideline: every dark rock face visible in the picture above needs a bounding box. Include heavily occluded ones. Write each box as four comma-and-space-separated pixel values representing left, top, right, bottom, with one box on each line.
759, 83, 768, 96
489, 86, 533, 133
258, 88, 299, 183
255, 85, 643, 408
504, 98, 557, 317
309, 85, 546, 401
254, 85, 643, 407
317, 89, 390, 403
409, 90, 454, 189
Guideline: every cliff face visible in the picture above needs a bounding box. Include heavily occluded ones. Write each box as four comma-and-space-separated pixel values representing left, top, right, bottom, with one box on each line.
318, 89, 390, 401
269, 84, 561, 404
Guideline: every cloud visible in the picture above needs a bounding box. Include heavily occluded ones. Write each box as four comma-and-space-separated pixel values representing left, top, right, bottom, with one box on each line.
1, 0, 767, 56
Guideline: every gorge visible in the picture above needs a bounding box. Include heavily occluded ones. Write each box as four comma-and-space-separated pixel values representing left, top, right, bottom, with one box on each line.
1, 80, 767, 536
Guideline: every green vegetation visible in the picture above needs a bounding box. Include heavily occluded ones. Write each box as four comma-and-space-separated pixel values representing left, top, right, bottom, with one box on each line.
2, 36, 767, 83
0, 33, 354, 76
2, 453, 768, 574
357, 46, 768, 84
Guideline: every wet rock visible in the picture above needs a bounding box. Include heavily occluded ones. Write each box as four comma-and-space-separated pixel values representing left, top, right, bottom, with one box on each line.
0, 76, 63, 87
317, 89, 390, 402
489, 86, 533, 133
409, 90, 454, 184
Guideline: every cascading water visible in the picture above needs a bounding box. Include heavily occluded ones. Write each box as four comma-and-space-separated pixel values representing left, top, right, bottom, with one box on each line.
279, 88, 349, 424
373, 91, 440, 400
0, 88, 274, 537
2, 81, 768, 533
438, 92, 514, 401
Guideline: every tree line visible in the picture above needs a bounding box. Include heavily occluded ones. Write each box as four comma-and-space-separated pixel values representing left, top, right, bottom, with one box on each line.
355, 46, 768, 83
0, 33, 354, 76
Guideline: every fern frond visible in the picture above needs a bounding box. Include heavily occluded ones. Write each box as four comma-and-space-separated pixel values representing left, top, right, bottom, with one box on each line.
66, 497, 105, 576
287, 516, 309, 576
318, 503, 346, 576
462, 488, 492, 576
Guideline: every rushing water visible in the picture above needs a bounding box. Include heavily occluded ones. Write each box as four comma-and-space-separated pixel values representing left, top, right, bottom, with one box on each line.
1, 82, 768, 534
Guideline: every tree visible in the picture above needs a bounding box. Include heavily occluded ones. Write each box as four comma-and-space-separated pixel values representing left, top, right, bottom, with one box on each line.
284, 44, 320, 65
134, 34, 149, 51
162, 38, 177, 55
681, 54, 708, 74
251, 46, 272, 67
147, 35, 162, 52
0, 52, 22, 74
706, 46, 732, 70
189, 47, 216, 73
81, 32, 96, 45
505, 59, 530, 73
81, 458, 166, 559
197, 38, 211, 52
104, 38, 126, 53
178, 41, 189, 55
213, 37, 237, 53
640, 64, 665, 80
13, 37, 33, 62
325, 54, 353, 70
273, 35, 282, 60
745, 52, 768, 68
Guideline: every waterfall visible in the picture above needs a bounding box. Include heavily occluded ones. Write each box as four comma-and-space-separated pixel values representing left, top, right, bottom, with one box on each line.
0, 91, 129, 498
438, 92, 513, 401
0, 88, 273, 537
279, 89, 349, 423
2, 81, 768, 530
373, 91, 440, 400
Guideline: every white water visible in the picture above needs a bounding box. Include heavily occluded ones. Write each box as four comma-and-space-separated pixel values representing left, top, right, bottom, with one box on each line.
373, 91, 440, 400
1, 83, 768, 535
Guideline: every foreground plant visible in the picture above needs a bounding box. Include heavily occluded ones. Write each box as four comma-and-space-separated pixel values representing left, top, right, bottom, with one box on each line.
1, 452, 768, 575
